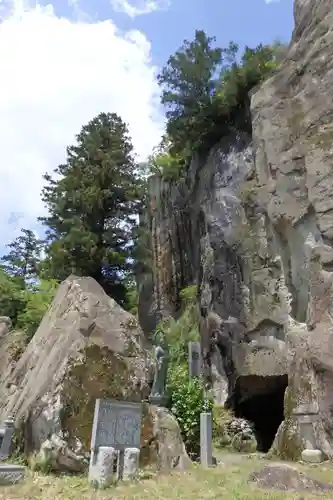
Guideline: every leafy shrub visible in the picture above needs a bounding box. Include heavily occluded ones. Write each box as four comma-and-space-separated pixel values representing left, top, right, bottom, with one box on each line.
179, 284, 198, 304
167, 363, 213, 458
147, 135, 186, 182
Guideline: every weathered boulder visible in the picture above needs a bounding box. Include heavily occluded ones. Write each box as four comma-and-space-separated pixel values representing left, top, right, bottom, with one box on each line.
140, 404, 191, 472
0, 276, 153, 467
250, 463, 333, 493
0, 317, 11, 339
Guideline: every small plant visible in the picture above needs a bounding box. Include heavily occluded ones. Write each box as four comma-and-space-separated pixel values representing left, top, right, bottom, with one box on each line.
179, 284, 198, 305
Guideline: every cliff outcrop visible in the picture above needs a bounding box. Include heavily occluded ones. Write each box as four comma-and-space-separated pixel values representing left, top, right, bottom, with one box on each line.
139, 0, 333, 457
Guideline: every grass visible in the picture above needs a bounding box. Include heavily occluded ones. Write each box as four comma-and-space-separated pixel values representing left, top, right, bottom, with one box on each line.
2, 455, 333, 499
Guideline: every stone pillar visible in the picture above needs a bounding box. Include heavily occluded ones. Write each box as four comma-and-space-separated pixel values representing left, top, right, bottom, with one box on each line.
188, 341, 202, 378
293, 403, 324, 463
88, 446, 119, 488
122, 447, 140, 480
0, 416, 15, 460
200, 412, 213, 468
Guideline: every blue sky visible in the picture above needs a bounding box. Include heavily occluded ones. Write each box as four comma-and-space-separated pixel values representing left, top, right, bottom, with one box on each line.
0, 0, 294, 255
52, 0, 294, 67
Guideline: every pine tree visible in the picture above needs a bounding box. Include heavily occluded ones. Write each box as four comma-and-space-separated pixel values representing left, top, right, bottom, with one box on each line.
39, 112, 140, 306
1, 228, 42, 282
157, 30, 223, 152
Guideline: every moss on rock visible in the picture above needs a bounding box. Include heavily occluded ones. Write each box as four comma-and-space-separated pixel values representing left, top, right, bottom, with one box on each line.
61, 344, 140, 450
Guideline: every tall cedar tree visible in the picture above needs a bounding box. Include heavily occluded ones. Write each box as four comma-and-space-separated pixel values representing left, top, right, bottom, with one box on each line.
39, 112, 140, 306
157, 30, 223, 153
1, 228, 42, 283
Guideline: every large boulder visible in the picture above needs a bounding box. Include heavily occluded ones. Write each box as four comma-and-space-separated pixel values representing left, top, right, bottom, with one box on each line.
141, 405, 192, 472
0, 276, 153, 463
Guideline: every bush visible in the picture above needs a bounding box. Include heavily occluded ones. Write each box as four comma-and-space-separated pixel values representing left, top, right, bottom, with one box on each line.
167, 364, 213, 458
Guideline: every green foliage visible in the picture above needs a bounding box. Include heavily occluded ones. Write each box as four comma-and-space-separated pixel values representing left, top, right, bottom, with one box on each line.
17, 279, 58, 342
0, 267, 26, 324
179, 284, 198, 305
39, 112, 140, 306
154, 306, 199, 363
158, 30, 282, 156
123, 276, 139, 316
158, 30, 223, 155
168, 364, 213, 457
147, 135, 186, 182
1, 228, 42, 281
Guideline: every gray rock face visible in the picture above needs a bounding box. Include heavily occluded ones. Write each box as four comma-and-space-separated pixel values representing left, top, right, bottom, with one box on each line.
0, 317, 11, 339
139, 0, 333, 458
141, 134, 289, 451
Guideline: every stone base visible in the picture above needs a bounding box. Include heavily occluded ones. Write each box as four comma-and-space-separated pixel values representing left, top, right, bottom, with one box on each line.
301, 449, 324, 463
0, 465, 25, 485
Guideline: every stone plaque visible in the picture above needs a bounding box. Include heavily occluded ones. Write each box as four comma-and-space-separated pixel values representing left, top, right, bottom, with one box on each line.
188, 341, 202, 378
90, 399, 142, 452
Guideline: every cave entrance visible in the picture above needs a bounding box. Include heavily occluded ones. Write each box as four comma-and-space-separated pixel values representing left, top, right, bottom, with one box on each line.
234, 374, 288, 453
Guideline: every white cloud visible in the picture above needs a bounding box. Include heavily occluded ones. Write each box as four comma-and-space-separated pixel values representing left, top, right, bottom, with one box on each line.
110, 0, 170, 18
0, 0, 164, 249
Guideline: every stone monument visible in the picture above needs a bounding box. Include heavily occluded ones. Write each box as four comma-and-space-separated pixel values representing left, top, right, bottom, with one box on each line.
149, 343, 169, 406
89, 399, 142, 487
200, 412, 213, 468
292, 403, 324, 463
188, 341, 202, 378
0, 415, 26, 485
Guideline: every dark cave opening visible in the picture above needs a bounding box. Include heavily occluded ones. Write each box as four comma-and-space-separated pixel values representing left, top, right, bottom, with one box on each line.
234, 374, 288, 453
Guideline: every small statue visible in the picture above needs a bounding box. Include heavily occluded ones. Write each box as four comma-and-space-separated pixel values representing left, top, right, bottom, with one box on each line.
149, 344, 169, 406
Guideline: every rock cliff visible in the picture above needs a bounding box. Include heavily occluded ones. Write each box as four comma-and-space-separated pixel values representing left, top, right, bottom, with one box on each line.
139, 0, 333, 458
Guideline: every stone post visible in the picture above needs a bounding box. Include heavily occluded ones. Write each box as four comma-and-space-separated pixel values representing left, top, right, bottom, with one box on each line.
293, 403, 324, 463
200, 412, 213, 468
122, 447, 140, 480
88, 446, 119, 488
188, 341, 202, 378
0, 416, 15, 460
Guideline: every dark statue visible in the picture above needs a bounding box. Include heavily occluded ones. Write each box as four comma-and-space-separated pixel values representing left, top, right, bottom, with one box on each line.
149, 344, 169, 406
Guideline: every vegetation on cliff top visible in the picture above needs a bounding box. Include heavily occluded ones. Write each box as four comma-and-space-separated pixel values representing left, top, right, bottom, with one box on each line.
148, 31, 285, 181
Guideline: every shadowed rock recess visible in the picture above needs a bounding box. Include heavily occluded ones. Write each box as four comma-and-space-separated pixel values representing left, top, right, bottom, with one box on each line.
138, 0, 333, 457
